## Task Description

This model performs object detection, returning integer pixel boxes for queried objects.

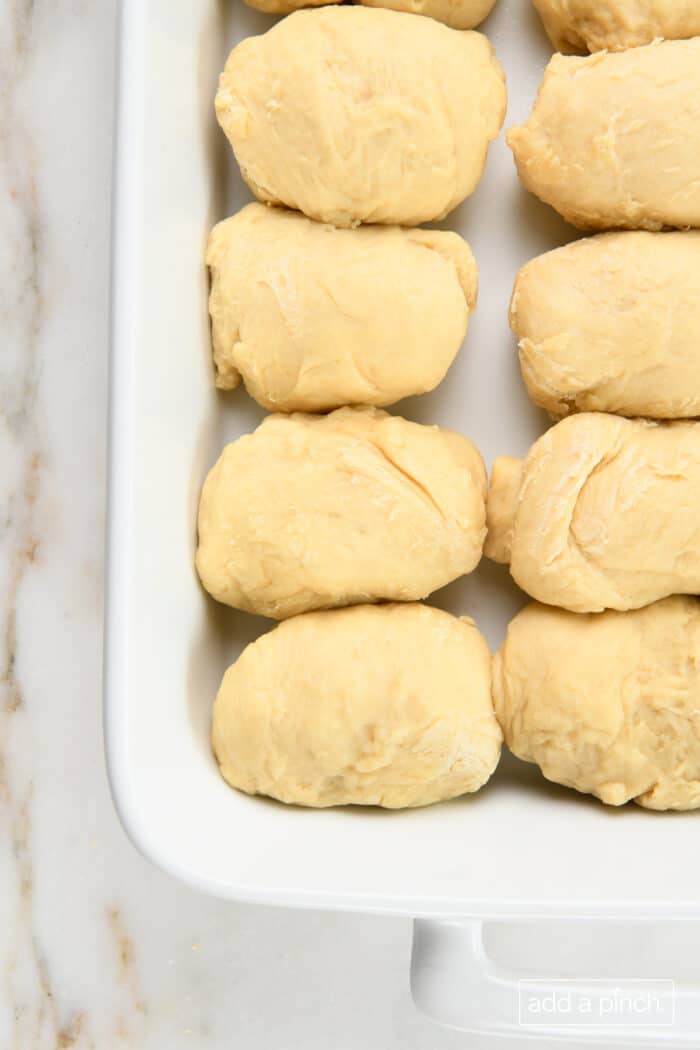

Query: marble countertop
[2,3,694,1048]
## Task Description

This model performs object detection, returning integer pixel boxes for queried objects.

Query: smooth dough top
[511,231,700,419]
[532,0,700,53]
[207,203,477,411]
[243,0,497,31]
[507,38,700,231]
[485,413,700,613]
[361,0,496,29]
[196,406,487,619]
[216,7,506,226]
[213,602,502,808]
[494,597,700,810]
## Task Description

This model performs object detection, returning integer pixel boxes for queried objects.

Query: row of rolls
[213,597,700,812]
[219,5,700,232]
[199,406,700,621]
[201,2,700,812]
[240,0,700,53]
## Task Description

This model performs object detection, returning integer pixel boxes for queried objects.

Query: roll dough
[207,203,477,411]
[216,7,506,226]
[196,406,487,619]
[494,598,700,810]
[213,602,502,808]
[242,0,496,31]
[485,413,700,613]
[511,231,700,419]
[507,39,700,231]
[532,0,700,53]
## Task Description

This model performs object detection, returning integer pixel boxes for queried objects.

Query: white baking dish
[106,0,700,1041]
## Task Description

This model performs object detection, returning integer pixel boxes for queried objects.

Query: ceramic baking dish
[105,0,700,1041]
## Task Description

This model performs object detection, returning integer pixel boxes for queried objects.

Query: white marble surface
[1,3,696,1048]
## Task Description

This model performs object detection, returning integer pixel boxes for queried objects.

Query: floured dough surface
[511,231,700,419]
[532,0,700,53]
[485,413,700,612]
[213,603,502,808]
[207,204,477,411]
[507,39,700,231]
[216,7,506,226]
[196,406,487,619]
[243,0,496,30]
[494,598,700,810]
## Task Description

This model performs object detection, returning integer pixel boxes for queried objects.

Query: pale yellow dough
[532,0,700,53]
[507,39,700,231]
[242,0,496,31]
[485,413,700,613]
[196,407,487,619]
[511,231,700,419]
[207,204,477,411]
[494,598,700,810]
[216,7,506,226]
[213,603,502,808]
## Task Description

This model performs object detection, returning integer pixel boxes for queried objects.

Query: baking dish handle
[411,919,700,1045]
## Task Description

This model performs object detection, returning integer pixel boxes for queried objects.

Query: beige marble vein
[0,2,136,1045]
[0,0,44,716]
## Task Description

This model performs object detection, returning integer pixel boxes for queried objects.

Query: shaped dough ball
[242,0,496,31]
[485,414,700,613]
[213,603,502,808]
[511,232,700,419]
[532,0,700,53]
[207,204,477,411]
[507,40,700,231]
[216,7,506,226]
[494,598,700,810]
[196,407,487,619]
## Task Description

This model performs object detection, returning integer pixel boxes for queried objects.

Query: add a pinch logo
[518,979,675,1029]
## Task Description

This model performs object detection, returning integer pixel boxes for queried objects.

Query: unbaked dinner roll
[532,0,700,53]
[507,39,700,231]
[511,231,700,419]
[207,204,477,411]
[216,7,506,226]
[494,598,700,810]
[242,0,496,31]
[484,414,700,613]
[196,407,487,619]
[213,603,502,808]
